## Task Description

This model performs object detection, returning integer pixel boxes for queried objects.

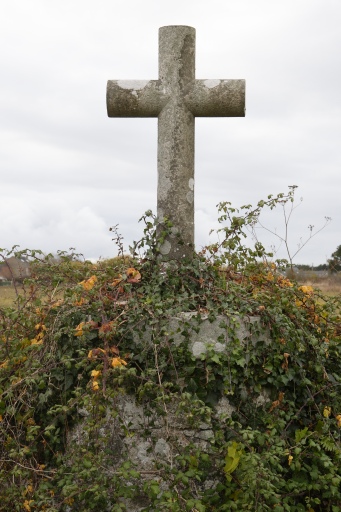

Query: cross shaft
[107,25,245,259]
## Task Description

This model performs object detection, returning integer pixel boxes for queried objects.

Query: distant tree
[314,263,328,271]
[297,264,328,271]
[328,244,341,273]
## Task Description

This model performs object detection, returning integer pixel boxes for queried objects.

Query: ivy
[0,190,340,511]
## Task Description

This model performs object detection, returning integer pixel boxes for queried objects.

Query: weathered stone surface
[107,26,245,260]
[69,392,223,511]
[134,312,269,357]
[67,313,270,510]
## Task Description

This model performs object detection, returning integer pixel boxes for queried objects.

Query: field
[306,279,341,297]
[0,284,21,307]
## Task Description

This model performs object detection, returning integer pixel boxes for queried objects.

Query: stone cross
[107,25,245,259]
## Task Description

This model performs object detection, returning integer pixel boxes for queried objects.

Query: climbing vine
[0,190,340,511]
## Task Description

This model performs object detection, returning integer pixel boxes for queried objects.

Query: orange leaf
[126,268,141,283]
[282,353,290,371]
[88,320,99,329]
[52,299,64,308]
[110,345,120,356]
[74,297,86,306]
[269,392,284,412]
[111,276,123,287]
[99,321,116,336]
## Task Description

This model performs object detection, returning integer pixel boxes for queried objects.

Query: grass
[0,284,23,307]
[298,278,341,297]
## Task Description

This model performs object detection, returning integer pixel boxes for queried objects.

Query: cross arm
[184,79,245,117]
[107,80,168,117]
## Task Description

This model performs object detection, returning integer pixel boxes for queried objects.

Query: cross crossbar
[107,25,245,259]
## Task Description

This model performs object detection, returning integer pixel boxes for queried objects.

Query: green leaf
[295,427,309,443]
[224,441,243,482]
[210,354,221,365]
[83,458,92,468]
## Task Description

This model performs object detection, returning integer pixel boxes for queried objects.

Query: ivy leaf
[236,357,246,367]
[64,373,74,391]
[210,354,221,365]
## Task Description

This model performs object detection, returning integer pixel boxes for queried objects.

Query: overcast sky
[1,0,340,265]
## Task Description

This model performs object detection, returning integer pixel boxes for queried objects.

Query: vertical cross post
[107,25,245,260]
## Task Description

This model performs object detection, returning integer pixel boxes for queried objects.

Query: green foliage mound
[0,191,340,511]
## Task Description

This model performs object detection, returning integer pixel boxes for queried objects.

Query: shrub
[0,192,340,511]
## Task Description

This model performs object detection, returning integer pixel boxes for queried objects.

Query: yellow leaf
[299,285,314,295]
[335,414,341,427]
[75,320,97,338]
[25,484,33,495]
[52,299,64,308]
[111,357,127,368]
[288,454,293,466]
[91,370,101,379]
[265,272,274,282]
[23,500,33,512]
[31,337,43,345]
[323,406,331,418]
[88,348,105,359]
[224,442,242,481]
[92,381,99,391]
[278,276,293,288]
[79,275,97,291]
[74,322,85,336]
